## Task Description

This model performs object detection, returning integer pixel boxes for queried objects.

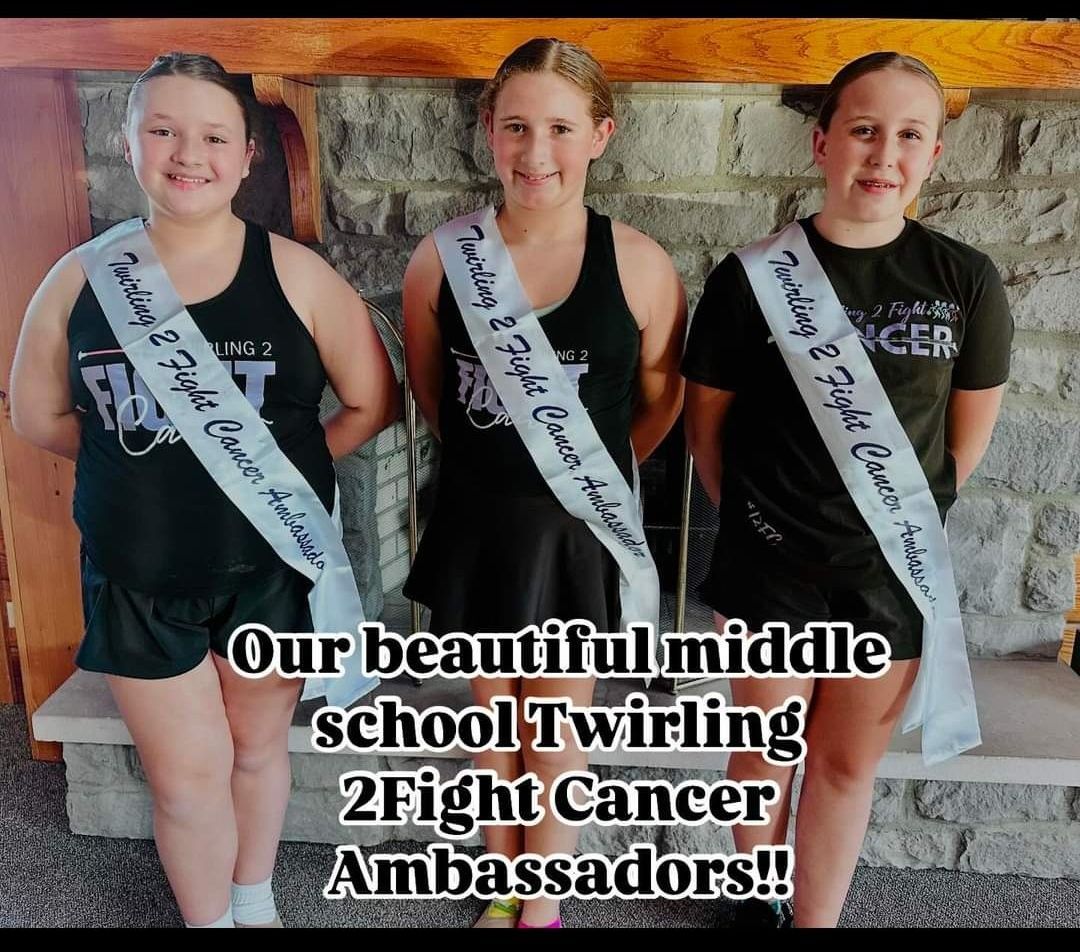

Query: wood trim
[1067,554,1080,626]
[945,88,972,120]
[1062,554,1079,670]
[0,532,14,704]
[252,75,322,244]
[1,19,1079,88]
[0,69,90,761]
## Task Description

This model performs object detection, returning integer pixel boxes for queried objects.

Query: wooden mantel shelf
[1,18,1079,88]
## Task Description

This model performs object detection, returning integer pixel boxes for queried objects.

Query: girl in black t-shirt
[10,53,398,927]
[403,38,686,928]
[683,53,1012,928]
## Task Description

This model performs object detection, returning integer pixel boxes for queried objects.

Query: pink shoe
[517,917,562,929]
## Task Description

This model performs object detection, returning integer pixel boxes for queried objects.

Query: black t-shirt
[680,216,1014,585]
[68,220,336,596]
[435,206,641,499]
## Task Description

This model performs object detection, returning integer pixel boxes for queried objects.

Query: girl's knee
[150,753,233,822]
[231,737,285,774]
[726,748,797,789]
[805,745,878,789]
[522,745,586,779]
[229,719,290,773]
[225,697,295,770]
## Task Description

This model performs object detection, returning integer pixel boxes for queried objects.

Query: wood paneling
[0,69,90,760]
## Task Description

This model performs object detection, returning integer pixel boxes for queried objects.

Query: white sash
[76,218,378,707]
[735,221,980,766]
[433,207,660,633]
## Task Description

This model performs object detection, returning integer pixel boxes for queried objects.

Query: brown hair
[817,51,945,137]
[126,51,254,142]
[478,37,615,124]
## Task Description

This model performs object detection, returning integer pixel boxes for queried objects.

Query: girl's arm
[10,252,87,461]
[401,235,445,442]
[684,382,736,508]
[946,385,1006,488]
[272,236,400,460]
[612,223,688,462]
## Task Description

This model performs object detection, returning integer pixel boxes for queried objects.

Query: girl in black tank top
[434,206,640,499]
[402,39,686,930]
[68,219,335,595]
[9,54,398,928]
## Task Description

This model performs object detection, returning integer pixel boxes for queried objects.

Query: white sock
[185,907,234,928]
[231,876,278,926]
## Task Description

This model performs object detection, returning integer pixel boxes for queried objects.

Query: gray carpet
[2,704,1078,928]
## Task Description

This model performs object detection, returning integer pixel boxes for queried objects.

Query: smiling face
[124,73,254,222]
[813,68,943,233]
[484,70,614,214]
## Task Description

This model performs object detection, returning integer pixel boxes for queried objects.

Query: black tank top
[68,220,335,596]
[436,207,640,497]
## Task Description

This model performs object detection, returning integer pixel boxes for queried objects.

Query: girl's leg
[720,614,815,853]
[212,654,301,904]
[792,658,919,927]
[517,673,597,927]
[470,676,526,860]
[106,655,236,926]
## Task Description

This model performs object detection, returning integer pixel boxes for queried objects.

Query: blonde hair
[817,51,945,137]
[478,37,615,124]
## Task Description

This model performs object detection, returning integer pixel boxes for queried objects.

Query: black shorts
[700,553,923,661]
[403,490,621,636]
[76,555,314,679]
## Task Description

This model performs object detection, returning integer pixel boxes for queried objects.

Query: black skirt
[403,489,621,636]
